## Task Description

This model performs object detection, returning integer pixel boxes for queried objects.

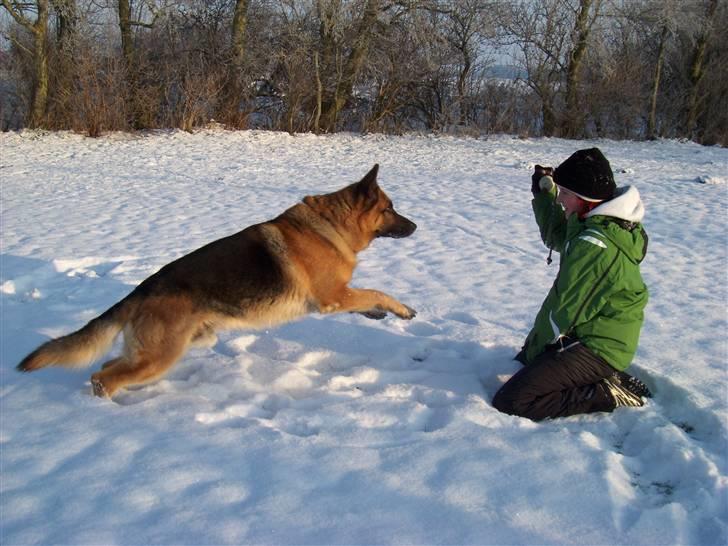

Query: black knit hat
[554,148,616,201]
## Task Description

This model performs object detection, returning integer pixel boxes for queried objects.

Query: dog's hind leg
[89,357,130,396]
[90,339,190,398]
[190,323,218,348]
[101,357,126,370]
[90,301,199,398]
[92,358,129,397]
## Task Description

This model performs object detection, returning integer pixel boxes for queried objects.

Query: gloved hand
[531,165,554,195]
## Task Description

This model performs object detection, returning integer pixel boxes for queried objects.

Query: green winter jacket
[522,185,649,371]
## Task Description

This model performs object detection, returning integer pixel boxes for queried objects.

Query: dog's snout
[403,217,417,235]
[382,213,416,238]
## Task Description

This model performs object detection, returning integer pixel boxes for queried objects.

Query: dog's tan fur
[17,165,417,398]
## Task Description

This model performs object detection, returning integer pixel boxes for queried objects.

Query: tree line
[1,0,725,145]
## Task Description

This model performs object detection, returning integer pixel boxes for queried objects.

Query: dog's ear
[303,195,317,208]
[356,164,380,203]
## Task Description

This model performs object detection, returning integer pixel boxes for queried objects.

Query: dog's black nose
[388,216,416,238]
[403,218,417,235]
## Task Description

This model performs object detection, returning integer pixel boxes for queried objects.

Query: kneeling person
[493,148,651,421]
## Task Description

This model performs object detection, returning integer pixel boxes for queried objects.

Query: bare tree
[500,0,567,136]
[0,0,723,142]
[561,0,600,138]
[55,0,77,49]
[365,3,447,132]
[685,0,718,140]
[500,0,605,137]
[1,0,50,127]
[117,0,162,128]
[318,0,382,132]
[697,0,727,145]
[441,0,496,127]
[231,0,249,69]
[647,23,669,139]
[623,0,682,140]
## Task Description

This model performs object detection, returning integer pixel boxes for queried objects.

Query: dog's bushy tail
[17,299,133,372]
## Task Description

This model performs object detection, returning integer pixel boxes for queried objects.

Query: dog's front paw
[360,309,388,320]
[397,304,417,320]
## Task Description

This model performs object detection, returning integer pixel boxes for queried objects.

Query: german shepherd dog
[17,165,417,398]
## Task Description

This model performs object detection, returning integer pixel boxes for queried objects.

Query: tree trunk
[231,0,249,73]
[1,0,50,127]
[117,0,149,128]
[320,0,380,132]
[456,52,472,126]
[29,0,49,128]
[562,0,595,138]
[222,0,250,123]
[685,0,718,140]
[316,0,341,72]
[314,52,323,134]
[543,98,557,137]
[647,25,669,140]
[56,0,77,50]
[118,0,134,69]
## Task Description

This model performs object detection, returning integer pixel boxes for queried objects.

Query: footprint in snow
[597,374,727,532]
[443,311,480,325]
[406,321,441,337]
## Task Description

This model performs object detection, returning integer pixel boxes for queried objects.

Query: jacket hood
[584,186,647,264]
[586,186,644,223]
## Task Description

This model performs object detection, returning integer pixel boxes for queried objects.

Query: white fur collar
[586,186,644,223]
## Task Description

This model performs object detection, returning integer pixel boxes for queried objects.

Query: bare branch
[1,0,37,30]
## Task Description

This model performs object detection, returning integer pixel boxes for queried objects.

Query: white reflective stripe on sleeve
[549,311,563,344]
[578,235,607,248]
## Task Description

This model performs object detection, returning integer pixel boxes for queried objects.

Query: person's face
[556,186,589,218]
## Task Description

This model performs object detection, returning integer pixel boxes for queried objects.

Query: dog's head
[304,164,416,251]
[353,164,417,239]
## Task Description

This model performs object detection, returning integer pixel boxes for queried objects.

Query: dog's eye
[383,206,394,214]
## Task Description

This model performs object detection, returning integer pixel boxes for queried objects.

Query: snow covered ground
[1,130,726,546]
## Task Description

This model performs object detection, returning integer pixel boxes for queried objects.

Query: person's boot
[614,370,652,398]
[602,374,645,408]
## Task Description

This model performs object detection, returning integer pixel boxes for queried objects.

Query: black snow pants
[492,342,618,421]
